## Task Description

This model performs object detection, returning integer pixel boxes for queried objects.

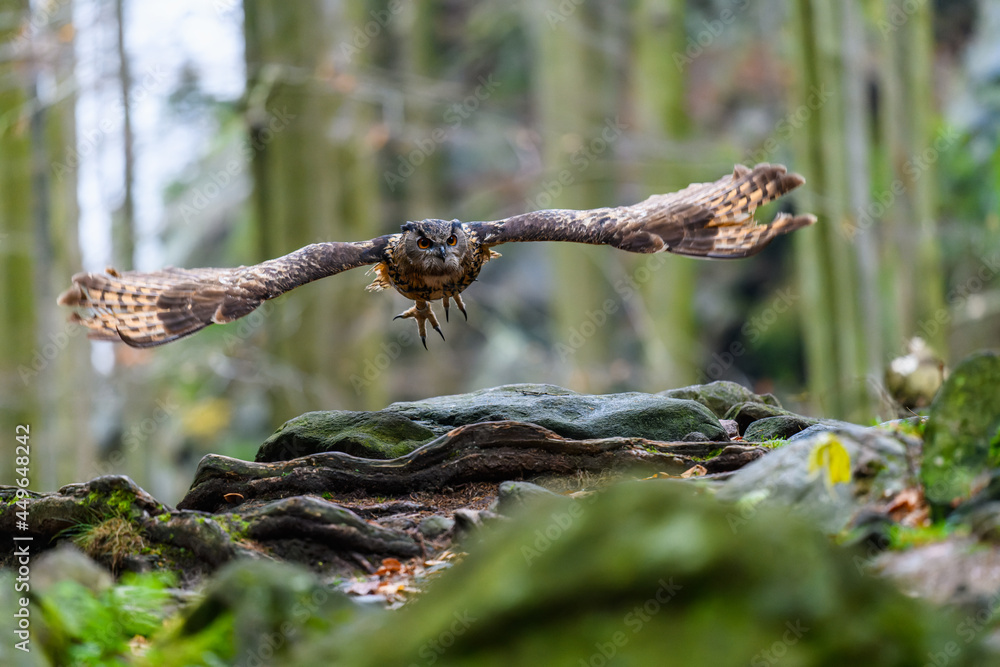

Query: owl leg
[393,300,444,349]
[452,293,468,321]
[442,294,468,322]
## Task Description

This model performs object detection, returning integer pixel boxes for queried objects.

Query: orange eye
[446,235,458,246]
[417,237,433,249]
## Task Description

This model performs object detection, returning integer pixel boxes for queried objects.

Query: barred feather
[58,240,388,347]
[59,164,813,348]
[468,163,815,258]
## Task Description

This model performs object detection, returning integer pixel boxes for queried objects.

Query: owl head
[399,219,468,272]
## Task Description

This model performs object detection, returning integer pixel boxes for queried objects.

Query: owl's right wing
[58,237,392,348]
[466,163,815,258]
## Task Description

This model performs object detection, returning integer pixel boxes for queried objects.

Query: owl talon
[454,293,468,321]
[394,300,442,348]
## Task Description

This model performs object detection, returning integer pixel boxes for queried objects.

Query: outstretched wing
[466,163,815,258]
[58,238,391,348]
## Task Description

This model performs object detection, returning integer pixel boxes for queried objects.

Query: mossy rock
[258,385,728,462]
[257,410,437,461]
[661,380,780,418]
[922,351,1000,507]
[718,424,914,533]
[743,415,817,442]
[293,481,989,666]
[386,384,727,442]
[723,401,794,433]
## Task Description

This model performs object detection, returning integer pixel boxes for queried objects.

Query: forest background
[1,0,997,504]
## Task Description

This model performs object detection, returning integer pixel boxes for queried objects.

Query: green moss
[82,488,143,520]
[760,439,787,449]
[888,522,963,551]
[218,515,253,541]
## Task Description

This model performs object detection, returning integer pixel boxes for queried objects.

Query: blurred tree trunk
[841,0,883,410]
[789,0,869,420]
[400,1,446,221]
[876,0,944,350]
[36,3,89,488]
[526,0,619,391]
[631,0,699,390]
[245,0,382,419]
[113,0,135,270]
[790,0,943,420]
[334,1,384,409]
[0,0,37,481]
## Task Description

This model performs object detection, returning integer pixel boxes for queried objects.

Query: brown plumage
[59,163,815,348]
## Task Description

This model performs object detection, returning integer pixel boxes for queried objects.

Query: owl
[58,163,815,348]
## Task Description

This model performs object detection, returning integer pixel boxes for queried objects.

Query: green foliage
[33,571,176,666]
[888,521,963,551]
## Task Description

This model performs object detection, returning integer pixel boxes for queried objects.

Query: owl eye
[446,235,458,246]
[417,237,433,250]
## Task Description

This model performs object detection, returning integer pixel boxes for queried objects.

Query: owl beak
[436,246,447,260]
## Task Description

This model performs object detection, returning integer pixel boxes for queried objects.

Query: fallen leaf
[808,434,852,490]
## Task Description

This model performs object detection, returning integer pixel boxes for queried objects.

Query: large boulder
[257,410,436,461]
[258,384,729,461]
[291,481,989,666]
[922,351,1000,507]
[717,422,916,533]
[660,380,781,418]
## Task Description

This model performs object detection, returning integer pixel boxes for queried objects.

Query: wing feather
[467,163,815,258]
[58,238,390,348]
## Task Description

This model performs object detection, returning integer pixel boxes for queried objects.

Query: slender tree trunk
[245,0,384,418]
[526,0,619,391]
[789,0,869,420]
[37,2,89,488]
[114,0,135,270]
[0,0,37,481]
[631,0,698,389]
[877,0,944,350]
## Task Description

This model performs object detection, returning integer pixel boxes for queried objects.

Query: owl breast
[384,241,490,302]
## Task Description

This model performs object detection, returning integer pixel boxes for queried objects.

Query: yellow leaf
[807,434,852,490]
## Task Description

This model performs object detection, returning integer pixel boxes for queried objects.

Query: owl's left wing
[466,163,815,258]
[58,237,392,347]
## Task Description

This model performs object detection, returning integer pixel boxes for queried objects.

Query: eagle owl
[59,163,815,348]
